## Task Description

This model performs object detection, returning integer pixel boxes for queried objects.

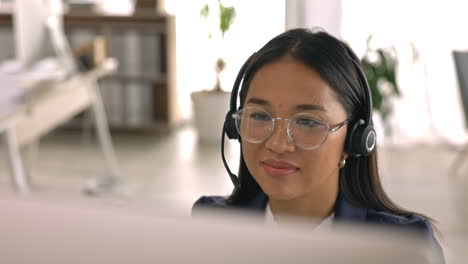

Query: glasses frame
[232,106,349,150]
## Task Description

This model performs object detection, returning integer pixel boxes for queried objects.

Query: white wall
[167,0,285,121]
[285,0,342,37]
[342,0,468,145]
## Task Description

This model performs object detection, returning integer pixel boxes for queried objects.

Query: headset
[221,53,376,189]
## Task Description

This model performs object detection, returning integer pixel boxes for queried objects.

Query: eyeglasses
[233,107,349,150]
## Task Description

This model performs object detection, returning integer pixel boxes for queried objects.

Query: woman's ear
[342,152,349,160]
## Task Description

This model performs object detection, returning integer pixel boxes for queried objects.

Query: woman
[192,28,443,262]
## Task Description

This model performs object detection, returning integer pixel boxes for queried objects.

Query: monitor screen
[0,194,439,264]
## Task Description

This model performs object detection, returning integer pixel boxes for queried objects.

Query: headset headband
[351,59,373,125]
[229,53,256,112]
[229,54,373,127]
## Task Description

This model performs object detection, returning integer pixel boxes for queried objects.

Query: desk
[0,59,120,194]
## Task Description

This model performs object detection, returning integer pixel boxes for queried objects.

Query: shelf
[0,11,168,29]
[0,11,178,130]
[108,74,167,84]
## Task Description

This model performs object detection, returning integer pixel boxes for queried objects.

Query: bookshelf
[0,11,179,131]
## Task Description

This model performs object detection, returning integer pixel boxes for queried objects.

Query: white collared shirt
[265,202,334,230]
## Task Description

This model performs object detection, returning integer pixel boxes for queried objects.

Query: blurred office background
[0,0,467,262]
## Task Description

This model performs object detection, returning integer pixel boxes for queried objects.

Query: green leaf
[376,49,401,97]
[219,1,236,38]
[361,36,401,136]
[200,4,209,19]
[361,58,382,111]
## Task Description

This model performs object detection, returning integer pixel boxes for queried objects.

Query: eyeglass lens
[234,107,330,149]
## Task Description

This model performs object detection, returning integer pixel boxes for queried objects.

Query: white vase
[191,91,231,144]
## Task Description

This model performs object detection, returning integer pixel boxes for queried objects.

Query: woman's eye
[250,112,270,121]
[296,118,322,127]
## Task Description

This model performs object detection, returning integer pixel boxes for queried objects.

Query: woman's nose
[264,119,296,153]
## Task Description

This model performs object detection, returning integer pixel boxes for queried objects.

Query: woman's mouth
[261,160,299,177]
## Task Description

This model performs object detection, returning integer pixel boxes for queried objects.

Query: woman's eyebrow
[246,98,327,112]
[245,97,270,106]
[294,104,327,112]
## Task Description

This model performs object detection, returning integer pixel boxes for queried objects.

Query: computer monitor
[13,0,76,74]
[0,194,439,264]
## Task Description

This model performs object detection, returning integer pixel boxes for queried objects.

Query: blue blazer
[193,192,444,263]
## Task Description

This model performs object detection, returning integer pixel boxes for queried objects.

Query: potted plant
[191,0,236,144]
[360,36,401,142]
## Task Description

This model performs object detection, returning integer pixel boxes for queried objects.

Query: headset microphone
[220,54,255,189]
[221,126,240,188]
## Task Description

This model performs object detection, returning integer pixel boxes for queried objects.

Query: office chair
[451,51,468,176]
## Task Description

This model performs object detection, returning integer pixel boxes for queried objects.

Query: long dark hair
[226,28,434,225]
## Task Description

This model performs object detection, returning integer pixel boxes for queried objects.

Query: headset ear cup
[346,119,364,157]
[224,111,238,140]
[345,119,376,157]
[360,125,376,155]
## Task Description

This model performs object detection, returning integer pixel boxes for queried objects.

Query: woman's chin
[263,187,298,201]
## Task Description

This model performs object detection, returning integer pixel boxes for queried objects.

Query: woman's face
[241,56,349,201]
